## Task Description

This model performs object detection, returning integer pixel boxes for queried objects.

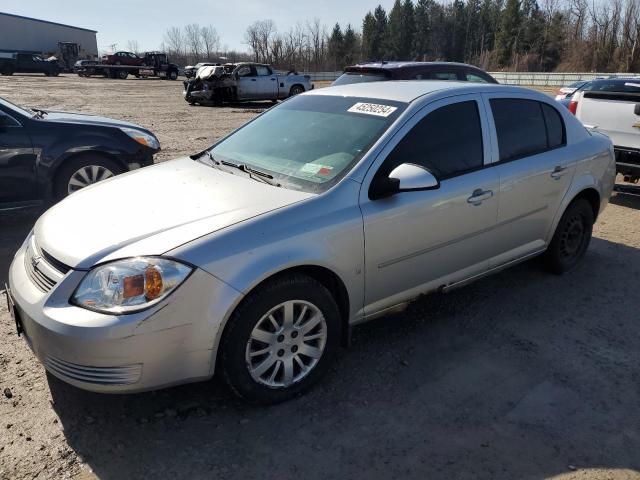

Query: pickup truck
[183,62,313,105]
[0,52,60,76]
[572,77,640,182]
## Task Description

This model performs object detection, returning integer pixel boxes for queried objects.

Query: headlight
[120,127,160,150]
[72,257,192,314]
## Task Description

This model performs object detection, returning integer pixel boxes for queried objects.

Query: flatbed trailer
[77,64,179,80]
[77,52,179,80]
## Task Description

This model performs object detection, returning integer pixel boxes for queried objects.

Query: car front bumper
[7,239,243,393]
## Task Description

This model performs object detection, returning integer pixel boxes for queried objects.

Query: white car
[571,78,640,182]
[7,81,615,404]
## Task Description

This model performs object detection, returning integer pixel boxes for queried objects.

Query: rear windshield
[333,72,388,86]
[584,79,640,93]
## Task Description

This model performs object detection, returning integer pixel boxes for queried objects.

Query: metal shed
[0,12,98,58]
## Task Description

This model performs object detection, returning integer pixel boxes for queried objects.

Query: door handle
[271,78,276,81]
[550,166,568,179]
[467,189,494,206]
[251,78,257,81]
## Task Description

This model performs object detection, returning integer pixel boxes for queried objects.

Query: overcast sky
[4,0,396,52]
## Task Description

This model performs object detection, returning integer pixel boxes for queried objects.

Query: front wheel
[543,198,594,274]
[220,274,341,404]
[54,155,121,199]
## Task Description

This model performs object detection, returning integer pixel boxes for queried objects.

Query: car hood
[34,157,313,269]
[42,110,149,131]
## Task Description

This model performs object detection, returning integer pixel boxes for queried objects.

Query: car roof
[347,61,484,70]
[306,80,532,103]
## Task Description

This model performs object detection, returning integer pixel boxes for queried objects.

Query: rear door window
[429,71,458,81]
[256,65,272,76]
[490,99,565,162]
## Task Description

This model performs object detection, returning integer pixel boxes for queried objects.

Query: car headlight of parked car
[72,257,192,314]
[120,127,160,150]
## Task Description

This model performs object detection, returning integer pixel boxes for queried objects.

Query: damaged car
[183,63,313,105]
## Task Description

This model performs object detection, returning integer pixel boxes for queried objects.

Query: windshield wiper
[219,159,281,187]
[31,108,48,118]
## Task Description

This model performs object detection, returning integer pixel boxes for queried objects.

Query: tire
[543,198,594,274]
[220,274,341,404]
[168,70,178,80]
[289,84,305,97]
[51,70,60,77]
[53,155,122,199]
[1,65,13,76]
[117,69,128,80]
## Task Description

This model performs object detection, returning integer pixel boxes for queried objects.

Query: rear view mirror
[369,163,440,200]
[390,163,440,192]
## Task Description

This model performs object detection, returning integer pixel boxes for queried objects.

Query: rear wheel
[168,70,178,80]
[543,198,594,274]
[1,65,13,76]
[220,274,341,404]
[117,69,128,80]
[289,84,305,97]
[54,155,122,199]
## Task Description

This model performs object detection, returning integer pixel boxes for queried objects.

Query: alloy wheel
[245,300,327,388]
[67,165,115,194]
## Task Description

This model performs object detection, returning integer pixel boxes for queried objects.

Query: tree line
[155,0,640,72]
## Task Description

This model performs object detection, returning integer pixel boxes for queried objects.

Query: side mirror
[369,163,440,200]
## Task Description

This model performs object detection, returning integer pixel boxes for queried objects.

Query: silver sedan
[7,81,616,404]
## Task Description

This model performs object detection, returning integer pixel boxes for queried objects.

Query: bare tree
[184,23,202,61]
[200,25,220,60]
[126,40,140,54]
[245,20,276,63]
[164,26,185,58]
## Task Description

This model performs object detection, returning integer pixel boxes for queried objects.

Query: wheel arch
[572,187,601,221]
[212,263,352,372]
[49,150,127,198]
[289,83,305,95]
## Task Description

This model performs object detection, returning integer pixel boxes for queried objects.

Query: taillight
[568,100,578,115]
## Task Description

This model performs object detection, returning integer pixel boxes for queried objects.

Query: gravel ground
[1,74,640,480]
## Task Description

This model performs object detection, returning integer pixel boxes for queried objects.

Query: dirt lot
[1,74,640,480]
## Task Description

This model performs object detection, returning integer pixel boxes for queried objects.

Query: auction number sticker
[348,102,398,117]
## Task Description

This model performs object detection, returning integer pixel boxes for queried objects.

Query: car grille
[24,237,67,293]
[44,355,142,385]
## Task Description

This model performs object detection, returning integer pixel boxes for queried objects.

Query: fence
[304,70,640,86]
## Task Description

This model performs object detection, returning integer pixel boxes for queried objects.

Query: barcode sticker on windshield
[348,102,397,117]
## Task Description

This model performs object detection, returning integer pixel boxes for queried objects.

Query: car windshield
[0,97,35,117]
[567,80,586,88]
[333,72,388,86]
[209,95,406,193]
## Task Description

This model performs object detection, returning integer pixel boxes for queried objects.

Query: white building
[0,12,98,58]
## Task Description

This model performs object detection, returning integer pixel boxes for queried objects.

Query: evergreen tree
[495,0,522,67]
[362,12,376,60]
[413,0,432,60]
[328,23,345,68]
[371,5,389,60]
[388,0,416,59]
[343,24,358,65]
